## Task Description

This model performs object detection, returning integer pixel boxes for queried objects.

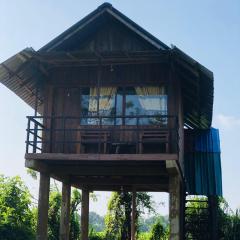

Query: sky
[0,0,240,215]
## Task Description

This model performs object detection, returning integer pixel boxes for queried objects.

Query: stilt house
[0,3,222,240]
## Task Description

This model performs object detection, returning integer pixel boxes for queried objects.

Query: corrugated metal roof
[184,128,222,196]
[0,48,45,114]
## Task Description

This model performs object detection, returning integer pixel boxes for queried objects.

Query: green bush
[149,219,169,240]
[138,232,151,240]
[89,228,105,240]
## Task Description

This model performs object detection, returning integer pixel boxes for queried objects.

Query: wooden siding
[55,15,157,52]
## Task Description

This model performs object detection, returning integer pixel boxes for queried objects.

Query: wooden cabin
[0,3,222,240]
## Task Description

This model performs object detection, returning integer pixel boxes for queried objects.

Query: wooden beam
[131,189,136,240]
[166,160,183,181]
[70,176,168,185]
[72,184,168,192]
[26,159,168,177]
[81,188,90,240]
[25,159,49,173]
[25,153,178,161]
[49,165,166,176]
[36,173,50,240]
[59,182,71,240]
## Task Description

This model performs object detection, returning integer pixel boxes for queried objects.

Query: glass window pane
[115,88,123,125]
[135,86,167,125]
[99,87,116,125]
[81,87,90,125]
[125,87,141,125]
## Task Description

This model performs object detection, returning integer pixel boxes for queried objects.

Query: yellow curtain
[99,87,116,111]
[88,87,117,114]
[88,87,98,113]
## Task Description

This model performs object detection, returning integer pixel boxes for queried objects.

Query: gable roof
[39,2,169,52]
[0,2,213,129]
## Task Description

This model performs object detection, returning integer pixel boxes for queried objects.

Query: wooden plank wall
[60,15,156,52]
[40,19,184,158]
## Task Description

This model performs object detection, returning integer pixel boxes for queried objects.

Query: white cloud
[213,114,240,129]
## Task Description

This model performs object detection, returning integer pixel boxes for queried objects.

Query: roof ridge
[97,2,112,10]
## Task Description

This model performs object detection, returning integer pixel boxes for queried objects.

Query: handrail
[26,115,179,154]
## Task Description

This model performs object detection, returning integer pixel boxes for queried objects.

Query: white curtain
[135,86,167,113]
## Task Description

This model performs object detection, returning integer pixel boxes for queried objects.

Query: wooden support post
[209,195,218,240]
[81,188,89,240]
[169,174,181,240]
[59,182,71,240]
[131,189,137,240]
[37,173,50,240]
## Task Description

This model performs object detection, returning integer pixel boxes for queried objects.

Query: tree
[138,215,168,233]
[217,198,240,240]
[47,187,82,240]
[105,191,155,240]
[26,170,83,240]
[69,188,81,240]
[0,175,35,240]
[186,196,240,240]
[149,218,169,240]
[48,190,61,240]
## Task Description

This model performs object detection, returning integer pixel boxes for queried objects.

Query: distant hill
[88,211,168,233]
[139,215,169,232]
[89,212,105,232]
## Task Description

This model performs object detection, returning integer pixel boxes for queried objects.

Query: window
[80,86,167,125]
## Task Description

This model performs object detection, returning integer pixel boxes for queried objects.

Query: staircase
[184,195,211,240]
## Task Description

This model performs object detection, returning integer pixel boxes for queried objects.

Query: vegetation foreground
[0,174,239,240]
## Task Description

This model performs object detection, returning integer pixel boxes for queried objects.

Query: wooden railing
[26,115,179,154]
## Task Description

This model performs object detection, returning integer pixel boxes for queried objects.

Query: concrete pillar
[169,174,181,240]
[131,190,136,240]
[59,182,71,240]
[81,188,89,240]
[37,173,50,240]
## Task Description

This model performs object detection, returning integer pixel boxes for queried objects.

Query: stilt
[131,189,136,240]
[37,173,50,240]
[81,188,89,240]
[209,195,218,240]
[169,173,181,240]
[59,182,71,240]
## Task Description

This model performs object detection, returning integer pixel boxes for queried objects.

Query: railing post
[49,116,53,153]
[63,117,66,153]
[98,116,102,153]
[176,116,180,154]
[136,116,140,153]
[26,117,30,153]
[33,120,38,153]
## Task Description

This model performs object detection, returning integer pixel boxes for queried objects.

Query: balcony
[26,115,179,155]
[25,115,180,191]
